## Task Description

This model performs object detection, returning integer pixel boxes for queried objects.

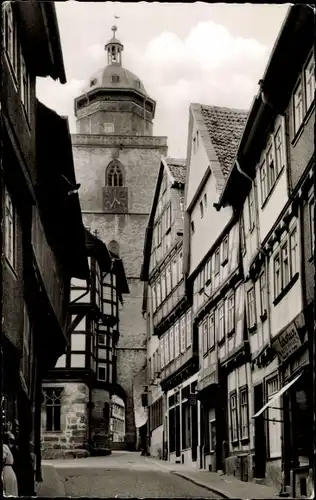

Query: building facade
[71,26,168,449]
[218,5,315,496]
[1,2,88,494]
[41,230,129,458]
[183,104,249,475]
[141,157,200,464]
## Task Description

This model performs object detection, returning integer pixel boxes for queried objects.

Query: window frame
[208,313,215,349]
[3,3,18,82]
[293,81,304,135]
[239,386,249,441]
[186,310,192,348]
[45,388,62,432]
[218,302,225,342]
[259,269,267,318]
[260,160,268,204]
[229,391,238,443]
[304,53,315,112]
[309,196,315,256]
[4,187,16,270]
[214,249,220,276]
[247,287,256,330]
[202,319,208,355]
[227,293,235,334]
[222,236,229,266]
[20,47,31,120]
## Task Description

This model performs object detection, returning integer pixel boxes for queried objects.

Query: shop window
[182,401,191,449]
[45,388,62,432]
[169,407,176,453]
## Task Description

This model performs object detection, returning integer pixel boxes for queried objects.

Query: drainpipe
[0,1,4,496]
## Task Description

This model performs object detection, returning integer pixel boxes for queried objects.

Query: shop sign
[272,321,301,363]
[197,363,218,392]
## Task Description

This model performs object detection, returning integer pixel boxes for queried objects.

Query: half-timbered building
[141,157,199,464]
[183,104,249,474]
[218,5,315,496]
[1,2,89,494]
[41,229,129,458]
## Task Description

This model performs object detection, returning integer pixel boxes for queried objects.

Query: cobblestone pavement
[41,452,222,498]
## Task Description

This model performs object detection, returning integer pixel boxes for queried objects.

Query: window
[209,416,216,452]
[208,313,215,349]
[169,327,174,361]
[178,251,183,280]
[227,294,235,333]
[3,3,18,77]
[20,50,31,117]
[152,285,156,312]
[172,257,178,288]
[97,363,107,381]
[112,74,120,83]
[240,215,246,255]
[239,388,249,440]
[218,304,225,341]
[174,321,180,358]
[247,287,256,329]
[214,249,220,275]
[230,392,238,442]
[166,264,172,296]
[309,197,315,255]
[98,333,106,345]
[4,188,16,268]
[202,319,208,355]
[205,259,211,285]
[204,193,207,209]
[156,280,161,307]
[248,187,255,231]
[191,220,195,233]
[186,310,192,347]
[305,55,315,111]
[161,273,166,302]
[260,160,268,203]
[164,332,169,365]
[193,136,196,154]
[259,271,267,316]
[222,236,228,264]
[107,162,123,187]
[266,144,276,188]
[281,240,289,288]
[199,200,204,218]
[180,316,186,353]
[45,388,62,432]
[274,253,281,298]
[294,83,304,134]
[160,337,165,368]
[150,398,163,431]
[275,127,284,174]
[290,227,298,277]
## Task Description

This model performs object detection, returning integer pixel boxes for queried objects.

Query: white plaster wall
[257,170,289,243]
[189,173,232,275]
[150,425,163,458]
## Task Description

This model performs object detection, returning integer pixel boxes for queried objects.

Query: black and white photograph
[0,1,315,498]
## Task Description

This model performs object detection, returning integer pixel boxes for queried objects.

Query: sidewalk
[146,457,281,499]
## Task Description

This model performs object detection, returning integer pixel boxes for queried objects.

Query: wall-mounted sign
[197,363,218,392]
[272,321,302,363]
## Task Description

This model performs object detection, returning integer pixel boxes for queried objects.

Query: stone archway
[110,383,135,451]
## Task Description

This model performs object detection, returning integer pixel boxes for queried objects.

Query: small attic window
[136,80,140,88]
[112,74,119,83]
[90,78,97,87]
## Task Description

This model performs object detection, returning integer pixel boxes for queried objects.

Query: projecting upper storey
[74,26,156,136]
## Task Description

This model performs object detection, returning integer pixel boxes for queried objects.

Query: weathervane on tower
[105,15,123,65]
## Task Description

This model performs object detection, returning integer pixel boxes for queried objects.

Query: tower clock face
[103,186,128,213]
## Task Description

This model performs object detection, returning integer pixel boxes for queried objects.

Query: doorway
[254,383,266,478]
[175,405,181,457]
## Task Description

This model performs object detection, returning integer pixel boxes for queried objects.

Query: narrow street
[40,452,222,498]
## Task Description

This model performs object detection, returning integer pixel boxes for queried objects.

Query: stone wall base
[42,448,90,460]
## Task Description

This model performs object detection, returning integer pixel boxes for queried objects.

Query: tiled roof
[201,105,248,177]
[165,157,187,184]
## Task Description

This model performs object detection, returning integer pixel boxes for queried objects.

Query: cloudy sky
[37,2,289,158]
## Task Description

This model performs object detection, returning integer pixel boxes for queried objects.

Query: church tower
[72,25,168,449]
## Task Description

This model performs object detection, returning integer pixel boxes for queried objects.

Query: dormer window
[90,78,97,87]
[136,80,140,88]
[112,74,119,83]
